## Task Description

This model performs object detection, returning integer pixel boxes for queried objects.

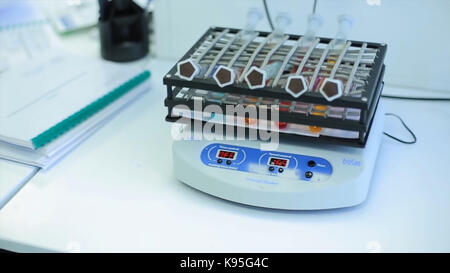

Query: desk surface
[0,57,449,252]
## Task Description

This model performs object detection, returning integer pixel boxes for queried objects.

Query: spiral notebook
[0,52,151,168]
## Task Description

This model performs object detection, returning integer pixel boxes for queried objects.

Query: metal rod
[295,38,320,75]
[272,36,304,87]
[194,58,371,80]
[196,43,377,59]
[196,49,376,65]
[261,35,289,67]
[227,32,259,67]
[329,41,351,78]
[205,30,239,77]
[238,33,275,82]
[199,36,378,55]
[199,56,374,73]
[194,29,229,62]
[279,71,367,85]
[309,39,335,90]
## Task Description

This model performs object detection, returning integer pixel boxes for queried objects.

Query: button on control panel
[200,143,332,182]
[308,160,316,167]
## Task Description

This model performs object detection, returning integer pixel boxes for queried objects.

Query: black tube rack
[163,27,387,147]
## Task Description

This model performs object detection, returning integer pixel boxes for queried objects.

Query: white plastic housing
[172,103,385,210]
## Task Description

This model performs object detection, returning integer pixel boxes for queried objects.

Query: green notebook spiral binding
[31,70,151,149]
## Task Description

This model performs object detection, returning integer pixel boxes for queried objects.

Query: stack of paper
[0,1,151,168]
[0,52,151,168]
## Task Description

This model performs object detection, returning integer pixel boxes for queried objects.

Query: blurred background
[1,0,449,95]
[153,0,450,95]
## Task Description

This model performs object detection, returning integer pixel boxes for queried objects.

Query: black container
[99,0,149,62]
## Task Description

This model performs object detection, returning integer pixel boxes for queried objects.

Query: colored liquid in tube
[245,117,258,125]
[311,105,327,117]
[274,101,290,129]
[308,125,322,133]
[244,102,258,125]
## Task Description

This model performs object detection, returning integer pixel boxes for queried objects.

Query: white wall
[154,0,450,93]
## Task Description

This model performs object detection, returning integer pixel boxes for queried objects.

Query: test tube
[333,15,353,50]
[272,12,292,43]
[244,13,291,89]
[177,29,230,80]
[213,8,263,87]
[319,15,354,101]
[301,14,323,49]
[241,8,264,40]
[244,61,283,89]
[177,59,208,81]
[285,14,322,97]
[274,101,291,129]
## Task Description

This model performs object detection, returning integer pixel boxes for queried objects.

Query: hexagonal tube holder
[213,65,236,87]
[177,59,200,81]
[319,78,343,101]
[244,62,282,89]
[244,66,266,89]
[285,75,308,98]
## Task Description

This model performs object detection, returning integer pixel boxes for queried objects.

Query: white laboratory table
[0,160,38,210]
[0,57,449,252]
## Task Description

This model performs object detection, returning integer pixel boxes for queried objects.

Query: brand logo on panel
[343,158,361,167]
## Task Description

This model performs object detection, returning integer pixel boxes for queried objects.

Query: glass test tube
[285,14,322,97]
[244,13,292,90]
[213,8,263,87]
[319,15,354,101]
[177,29,229,80]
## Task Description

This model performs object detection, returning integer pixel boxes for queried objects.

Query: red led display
[269,157,288,167]
[217,150,236,159]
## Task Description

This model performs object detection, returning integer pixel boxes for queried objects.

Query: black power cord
[381,95,450,101]
[381,95,448,144]
[262,0,319,29]
[312,0,318,14]
[383,113,417,144]
[262,0,274,31]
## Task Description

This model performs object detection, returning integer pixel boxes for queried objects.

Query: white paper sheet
[0,52,149,149]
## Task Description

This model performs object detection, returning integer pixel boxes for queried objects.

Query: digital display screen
[217,150,236,160]
[268,157,289,167]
